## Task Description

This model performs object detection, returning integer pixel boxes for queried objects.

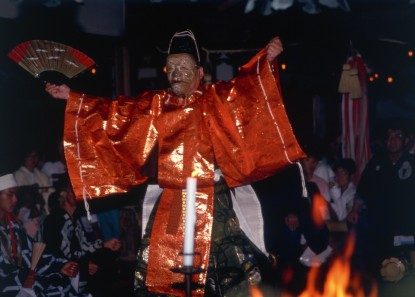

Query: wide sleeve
[205,49,305,187]
[64,91,160,199]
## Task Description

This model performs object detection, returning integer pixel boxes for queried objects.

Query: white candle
[183,176,197,267]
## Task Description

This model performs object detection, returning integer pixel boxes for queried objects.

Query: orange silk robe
[63,49,305,296]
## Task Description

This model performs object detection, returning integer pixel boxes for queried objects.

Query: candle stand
[171,253,205,297]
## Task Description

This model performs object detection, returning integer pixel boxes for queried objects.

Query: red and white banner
[341,55,371,182]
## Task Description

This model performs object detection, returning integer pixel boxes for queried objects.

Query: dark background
[0,0,414,172]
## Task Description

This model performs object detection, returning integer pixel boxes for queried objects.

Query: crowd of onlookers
[0,145,140,296]
[0,120,414,296]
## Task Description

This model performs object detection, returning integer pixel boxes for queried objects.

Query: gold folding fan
[8,40,95,79]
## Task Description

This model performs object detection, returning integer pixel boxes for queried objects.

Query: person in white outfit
[328,158,356,222]
[14,150,54,213]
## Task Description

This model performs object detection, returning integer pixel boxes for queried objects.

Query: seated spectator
[0,173,78,297]
[255,158,331,291]
[14,150,54,213]
[302,152,330,204]
[16,186,45,240]
[328,158,356,222]
[43,185,121,296]
[41,143,68,190]
[314,158,335,185]
[353,122,415,275]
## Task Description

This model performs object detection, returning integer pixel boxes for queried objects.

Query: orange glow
[299,233,378,297]
[90,68,96,75]
[281,63,287,70]
[250,286,264,297]
[408,50,414,57]
[387,76,394,84]
[369,76,374,82]
[251,234,379,297]
[311,193,327,228]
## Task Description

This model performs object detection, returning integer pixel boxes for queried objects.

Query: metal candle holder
[171,253,205,297]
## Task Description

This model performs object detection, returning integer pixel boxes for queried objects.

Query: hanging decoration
[339,51,371,182]
[338,63,362,99]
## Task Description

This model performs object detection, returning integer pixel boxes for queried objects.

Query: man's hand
[60,261,79,277]
[103,238,121,251]
[22,269,36,288]
[45,83,70,100]
[266,37,283,62]
[88,261,99,276]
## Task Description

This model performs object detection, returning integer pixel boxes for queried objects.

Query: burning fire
[300,233,378,297]
[250,234,378,297]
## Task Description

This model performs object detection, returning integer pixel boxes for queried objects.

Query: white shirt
[42,161,67,185]
[329,182,356,221]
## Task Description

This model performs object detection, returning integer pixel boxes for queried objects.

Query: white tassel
[296,162,308,198]
[82,187,92,222]
[75,94,92,222]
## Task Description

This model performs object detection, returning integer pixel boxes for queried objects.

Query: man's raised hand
[266,37,283,62]
[45,83,70,100]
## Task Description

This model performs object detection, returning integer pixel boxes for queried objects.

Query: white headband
[0,174,17,192]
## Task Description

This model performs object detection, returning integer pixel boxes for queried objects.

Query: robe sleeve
[206,49,305,187]
[64,91,160,199]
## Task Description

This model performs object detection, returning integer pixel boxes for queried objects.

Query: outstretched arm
[207,36,304,187]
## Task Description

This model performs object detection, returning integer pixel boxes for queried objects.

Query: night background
[0,0,414,172]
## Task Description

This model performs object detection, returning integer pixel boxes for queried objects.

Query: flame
[311,193,327,228]
[299,233,378,297]
[249,234,378,297]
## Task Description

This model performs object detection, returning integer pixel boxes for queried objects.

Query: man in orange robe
[46,30,305,297]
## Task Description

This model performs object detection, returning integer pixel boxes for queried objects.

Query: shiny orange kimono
[63,49,305,296]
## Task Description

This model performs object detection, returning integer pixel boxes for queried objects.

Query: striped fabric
[341,55,371,182]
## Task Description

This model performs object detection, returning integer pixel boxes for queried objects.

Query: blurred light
[387,76,394,84]
[91,68,96,75]
[408,50,414,57]
[281,63,287,70]
[369,76,374,82]
[374,73,379,79]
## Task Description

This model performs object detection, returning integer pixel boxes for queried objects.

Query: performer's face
[0,187,17,214]
[166,53,203,98]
